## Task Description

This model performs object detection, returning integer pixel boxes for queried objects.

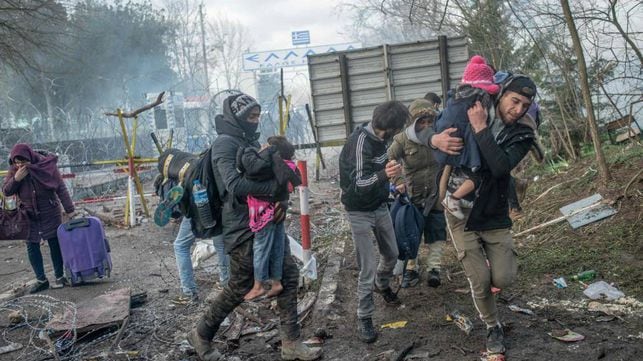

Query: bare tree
[207,14,251,91]
[0,0,68,72]
[560,0,611,183]
[162,0,204,94]
[342,0,642,168]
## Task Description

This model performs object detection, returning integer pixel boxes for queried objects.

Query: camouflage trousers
[197,237,301,341]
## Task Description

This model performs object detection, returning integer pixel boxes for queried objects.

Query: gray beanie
[229,93,260,121]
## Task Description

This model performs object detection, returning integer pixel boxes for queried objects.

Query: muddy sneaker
[281,339,323,360]
[172,293,198,305]
[427,268,441,288]
[486,324,506,354]
[442,195,465,220]
[374,286,401,306]
[51,277,68,289]
[186,328,222,361]
[401,270,419,288]
[357,318,377,343]
[29,279,49,294]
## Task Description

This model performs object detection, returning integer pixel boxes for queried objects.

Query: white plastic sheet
[191,239,215,269]
[288,235,317,280]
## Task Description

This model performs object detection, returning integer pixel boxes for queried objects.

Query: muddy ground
[0,145,642,361]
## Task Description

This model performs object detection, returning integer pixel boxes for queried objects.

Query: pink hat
[460,55,500,95]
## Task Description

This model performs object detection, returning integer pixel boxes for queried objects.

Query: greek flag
[292,31,310,46]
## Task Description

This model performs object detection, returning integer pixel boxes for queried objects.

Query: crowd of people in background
[1,53,541,360]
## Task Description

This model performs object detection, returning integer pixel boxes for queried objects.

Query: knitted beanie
[229,93,261,121]
[460,55,500,95]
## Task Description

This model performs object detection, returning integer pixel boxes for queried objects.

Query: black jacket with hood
[211,97,281,253]
[464,119,534,231]
[339,123,391,212]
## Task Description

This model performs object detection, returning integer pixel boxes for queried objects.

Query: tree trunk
[40,71,55,141]
[560,0,611,184]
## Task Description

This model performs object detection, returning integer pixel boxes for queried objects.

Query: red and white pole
[128,154,136,227]
[297,160,312,265]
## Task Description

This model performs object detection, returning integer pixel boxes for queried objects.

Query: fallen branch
[514,200,606,237]
[623,168,643,198]
[531,180,573,203]
[110,316,129,350]
[104,91,165,118]
[451,345,467,356]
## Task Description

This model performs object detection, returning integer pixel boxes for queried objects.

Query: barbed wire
[0,294,77,360]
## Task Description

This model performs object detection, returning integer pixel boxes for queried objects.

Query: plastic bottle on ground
[570,270,596,282]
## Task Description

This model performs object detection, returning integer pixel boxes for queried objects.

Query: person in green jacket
[387,96,447,288]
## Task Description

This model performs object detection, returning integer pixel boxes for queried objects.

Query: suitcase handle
[64,218,90,231]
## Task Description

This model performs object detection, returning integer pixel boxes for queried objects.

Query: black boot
[357,318,377,343]
[427,268,441,288]
[401,269,420,288]
[187,328,222,361]
[486,324,506,354]
[374,286,401,306]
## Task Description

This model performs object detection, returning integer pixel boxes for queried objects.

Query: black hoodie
[211,96,280,253]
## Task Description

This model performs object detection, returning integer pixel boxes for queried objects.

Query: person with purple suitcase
[57,216,112,286]
[2,143,75,293]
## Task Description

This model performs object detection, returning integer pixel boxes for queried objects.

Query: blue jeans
[252,221,285,282]
[174,217,230,296]
[27,237,64,281]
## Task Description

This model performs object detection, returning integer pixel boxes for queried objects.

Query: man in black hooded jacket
[187,93,322,361]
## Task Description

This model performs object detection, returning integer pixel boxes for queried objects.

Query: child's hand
[260,143,270,151]
[468,101,488,133]
[395,183,406,194]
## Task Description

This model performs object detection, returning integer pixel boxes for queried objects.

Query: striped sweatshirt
[339,123,390,211]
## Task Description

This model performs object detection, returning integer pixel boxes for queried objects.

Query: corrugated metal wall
[308,36,468,143]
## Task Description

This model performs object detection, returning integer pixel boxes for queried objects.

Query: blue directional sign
[292,31,310,46]
[242,42,362,71]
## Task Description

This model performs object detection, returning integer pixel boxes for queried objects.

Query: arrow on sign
[245,54,259,62]
[284,51,298,59]
[265,53,280,61]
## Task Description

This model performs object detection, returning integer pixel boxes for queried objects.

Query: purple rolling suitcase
[57,217,112,286]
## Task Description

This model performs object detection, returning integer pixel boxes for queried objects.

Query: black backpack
[156,147,222,238]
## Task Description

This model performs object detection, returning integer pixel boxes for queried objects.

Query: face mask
[240,119,259,134]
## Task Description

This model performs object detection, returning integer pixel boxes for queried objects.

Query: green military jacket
[387,120,442,212]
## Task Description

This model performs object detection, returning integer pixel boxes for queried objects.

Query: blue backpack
[390,194,424,262]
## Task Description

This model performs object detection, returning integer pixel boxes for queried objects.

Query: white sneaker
[442,195,465,220]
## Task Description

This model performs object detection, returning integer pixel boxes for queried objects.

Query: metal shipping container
[307,36,468,144]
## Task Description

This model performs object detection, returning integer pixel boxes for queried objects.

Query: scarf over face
[9,143,61,190]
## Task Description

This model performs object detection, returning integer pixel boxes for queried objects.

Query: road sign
[292,30,310,46]
[242,42,362,71]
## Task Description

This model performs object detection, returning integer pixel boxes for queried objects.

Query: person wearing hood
[339,100,407,344]
[508,100,544,219]
[2,143,75,293]
[387,98,447,289]
[187,93,322,361]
